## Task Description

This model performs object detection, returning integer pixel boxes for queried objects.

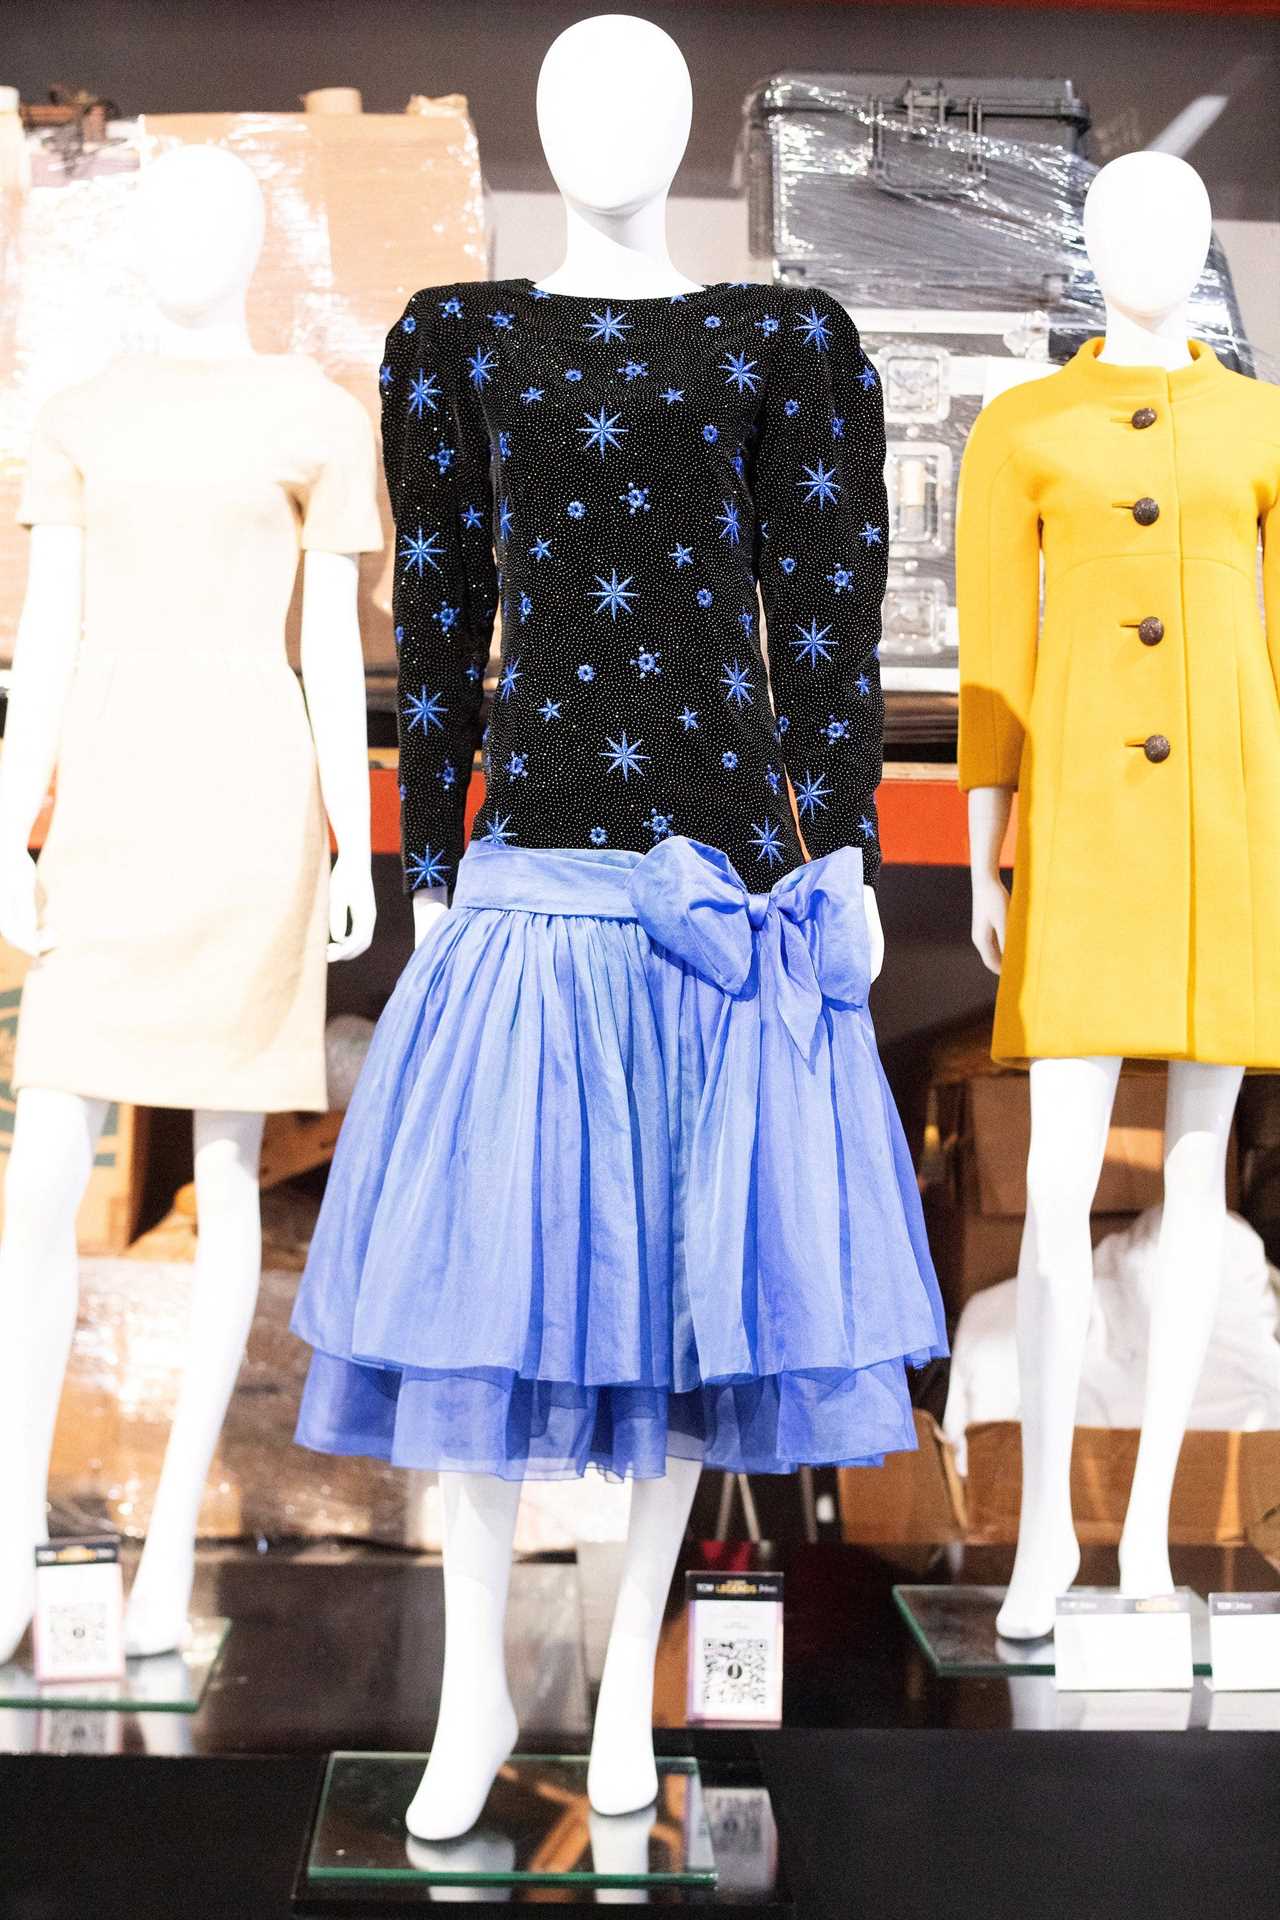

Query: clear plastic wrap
[741,73,1263,374]
[741,73,1274,689]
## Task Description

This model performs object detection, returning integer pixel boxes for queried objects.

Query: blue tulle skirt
[291,836,946,1480]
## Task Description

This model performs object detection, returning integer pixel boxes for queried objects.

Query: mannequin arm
[0,525,84,954]
[299,549,375,962]
[863,882,884,984]
[412,885,449,950]
[967,786,1013,975]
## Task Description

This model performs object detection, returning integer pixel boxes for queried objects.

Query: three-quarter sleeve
[955,398,1040,792]
[17,391,84,528]
[752,287,888,882]
[381,293,499,892]
[300,377,385,555]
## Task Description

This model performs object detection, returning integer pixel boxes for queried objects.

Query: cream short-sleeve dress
[14,353,384,1112]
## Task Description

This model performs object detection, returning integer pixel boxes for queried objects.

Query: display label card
[1208,1593,1280,1692]
[1054,1589,1193,1693]
[32,1538,126,1684]
[685,1571,783,1725]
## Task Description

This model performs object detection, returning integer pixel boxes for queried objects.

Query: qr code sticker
[700,1636,769,1710]
[45,1602,111,1672]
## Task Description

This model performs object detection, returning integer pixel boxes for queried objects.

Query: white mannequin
[405,12,884,1842]
[967,152,1242,1640]
[0,145,375,1663]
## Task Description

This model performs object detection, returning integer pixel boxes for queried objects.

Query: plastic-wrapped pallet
[741,74,1266,700]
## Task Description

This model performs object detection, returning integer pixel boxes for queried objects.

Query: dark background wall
[12,2,1279,217]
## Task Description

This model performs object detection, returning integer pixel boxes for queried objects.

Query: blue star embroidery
[498,431,511,458]
[827,564,856,593]
[831,416,845,437]
[490,309,514,329]
[798,461,842,508]
[461,504,484,529]
[722,750,738,771]
[856,672,872,696]
[717,499,743,544]
[578,407,628,459]
[858,815,876,840]
[858,363,878,390]
[720,349,761,394]
[669,543,693,567]
[720,660,755,707]
[585,305,631,343]
[406,846,449,887]
[480,814,515,846]
[567,500,586,520]
[678,707,699,730]
[538,698,562,722]
[530,535,552,560]
[619,482,651,515]
[645,808,674,839]
[402,686,447,733]
[619,359,649,382]
[438,296,462,318]
[498,657,522,699]
[631,648,661,677]
[794,303,833,351]
[507,752,528,778]
[433,605,459,631]
[440,763,457,789]
[859,522,883,546]
[466,345,497,389]
[378,363,393,390]
[430,446,455,474]
[398,526,444,577]
[519,385,544,404]
[590,825,608,844]
[408,369,441,417]
[660,387,684,404]
[795,771,831,817]
[600,732,649,780]
[498,499,514,541]
[749,820,785,866]
[739,609,755,634]
[792,617,835,668]
[589,568,637,620]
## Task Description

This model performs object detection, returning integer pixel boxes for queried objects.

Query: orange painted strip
[30,761,1015,870]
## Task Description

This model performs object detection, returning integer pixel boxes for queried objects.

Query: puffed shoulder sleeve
[955,394,1040,792]
[300,377,385,554]
[17,390,84,528]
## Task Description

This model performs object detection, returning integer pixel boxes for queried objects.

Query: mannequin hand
[971,873,1010,975]
[0,848,53,957]
[327,853,376,963]
[413,887,449,950]
[863,882,885,984]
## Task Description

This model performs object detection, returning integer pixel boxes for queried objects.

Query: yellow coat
[957,338,1280,1068]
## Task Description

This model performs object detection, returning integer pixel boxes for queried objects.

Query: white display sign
[1208,1593,1280,1692]
[1054,1590,1193,1693]
[685,1571,783,1724]
[32,1538,126,1684]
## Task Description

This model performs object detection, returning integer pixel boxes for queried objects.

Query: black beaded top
[380,276,888,892]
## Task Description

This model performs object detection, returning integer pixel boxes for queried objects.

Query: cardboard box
[0,940,148,1254]
[924,1184,1136,1317]
[837,1410,967,1545]
[964,1422,1280,1552]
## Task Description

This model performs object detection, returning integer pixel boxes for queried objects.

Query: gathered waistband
[452,835,871,1049]
[454,842,650,918]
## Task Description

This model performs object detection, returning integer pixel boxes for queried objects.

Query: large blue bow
[626,836,870,1054]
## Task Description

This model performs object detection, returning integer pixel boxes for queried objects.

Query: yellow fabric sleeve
[955,400,1041,792]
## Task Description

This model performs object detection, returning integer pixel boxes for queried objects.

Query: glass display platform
[294,1753,722,1908]
[894,1585,1212,1677]
[0,1616,230,1712]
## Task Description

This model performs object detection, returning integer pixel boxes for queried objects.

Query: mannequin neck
[537,195,702,298]
[1098,303,1193,370]
[151,288,255,361]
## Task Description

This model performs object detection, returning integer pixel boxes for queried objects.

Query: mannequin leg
[124,1108,265,1656]
[1118,1060,1243,1596]
[0,1088,109,1659]
[588,1456,700,1817]
[406,1471,522,1841]
[997,1056,1122,1641]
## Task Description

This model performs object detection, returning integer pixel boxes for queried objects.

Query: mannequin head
[536,14,692,215]
[1082,153,1211,323]
[132,146,265,326]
